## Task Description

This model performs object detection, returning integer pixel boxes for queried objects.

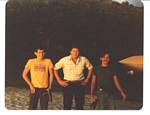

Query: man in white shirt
[54,46,93,110]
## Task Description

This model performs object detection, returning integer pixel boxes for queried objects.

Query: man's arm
[113,75,126,100]
[22,68,35,93]
[54,69,68,87]
[90,74,97,103]
[82,57,93,85]
[87,68,93,81]
[82,68,93,86]
[48,67,54,90]
[91,74,96,96]
[54,58,69,87]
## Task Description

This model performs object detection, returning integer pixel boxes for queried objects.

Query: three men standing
[22,47,126,110]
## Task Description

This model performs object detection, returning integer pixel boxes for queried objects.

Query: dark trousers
[29,88,49,110]
[63,81,85,110]
[96,90,115,110]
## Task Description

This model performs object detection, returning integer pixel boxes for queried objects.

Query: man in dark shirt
[91,52,126,109]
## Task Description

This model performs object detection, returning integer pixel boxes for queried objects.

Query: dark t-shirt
[94,66,116,95]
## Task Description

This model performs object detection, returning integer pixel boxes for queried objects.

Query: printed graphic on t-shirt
[34,64,46,72]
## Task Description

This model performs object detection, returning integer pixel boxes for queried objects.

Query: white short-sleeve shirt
[54,56,93,81]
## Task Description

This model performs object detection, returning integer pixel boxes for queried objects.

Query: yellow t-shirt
[25,58,53,88]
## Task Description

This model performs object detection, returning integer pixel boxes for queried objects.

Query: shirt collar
[69,55,81,63]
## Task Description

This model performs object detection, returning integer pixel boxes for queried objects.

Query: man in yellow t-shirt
[22,47,53,110]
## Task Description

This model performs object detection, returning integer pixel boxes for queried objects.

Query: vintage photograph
[5,0,143,110]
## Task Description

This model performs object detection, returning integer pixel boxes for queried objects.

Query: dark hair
[34,46,46,52]
[100,51,110,58]
[70,44,80,51]
[99,49,111,57]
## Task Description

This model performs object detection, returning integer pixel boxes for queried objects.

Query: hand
[121,92,127,101]
[30,86,35,94]
[90,95,97,103]
[81,78,89,86]
[59,80,69,87]
[46,87,52,92]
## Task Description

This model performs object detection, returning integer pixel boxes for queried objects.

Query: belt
[66,80,82,85]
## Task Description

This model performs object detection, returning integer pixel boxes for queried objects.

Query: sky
[112,0,143,7]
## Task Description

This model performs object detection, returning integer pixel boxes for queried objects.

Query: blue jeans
[96,89,115,110]
[29,88,49,110]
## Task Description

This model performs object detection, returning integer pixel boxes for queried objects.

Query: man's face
[70,48,79,59]
[34,49,45,59]
[100,53,110,64]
